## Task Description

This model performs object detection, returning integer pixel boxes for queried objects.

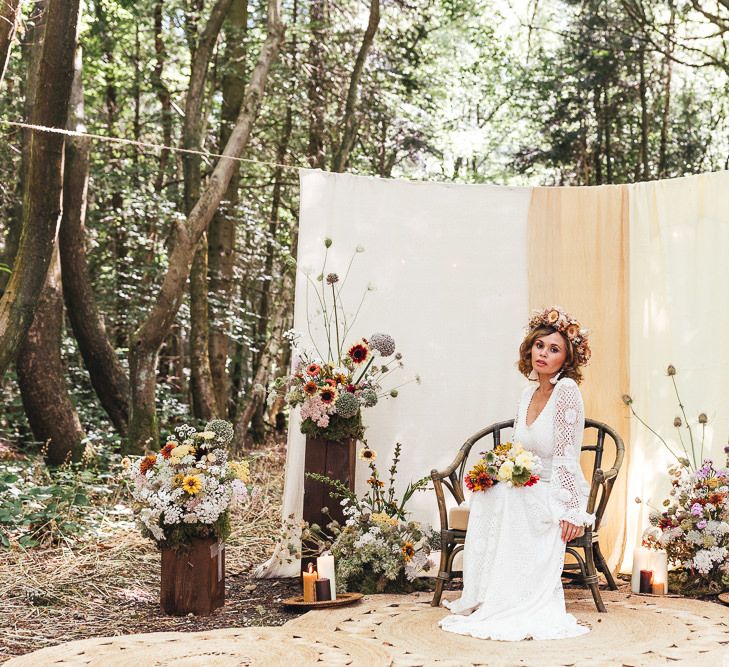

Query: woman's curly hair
[517,325,584,385]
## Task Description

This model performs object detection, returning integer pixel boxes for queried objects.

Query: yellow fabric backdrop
[527,185,630,570]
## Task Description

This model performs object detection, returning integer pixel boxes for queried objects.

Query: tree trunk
[152,0,173,191]
[0,0,22,89]
[16,248,86,465]
[208,0,249,417]
[638,43,649,181]
[190,235,217,419]
[0,0,48,298]
[126,0,285,453]
[185,0,233,419]
[307,0,326,168]
[59,45,130,436]
[0,0,81,378]
[658,6,675,178]
[331,0,381,172]
[232,272,292,450]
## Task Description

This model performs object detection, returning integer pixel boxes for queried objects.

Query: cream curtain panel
[623,171,729,573]
[256,169,729,578]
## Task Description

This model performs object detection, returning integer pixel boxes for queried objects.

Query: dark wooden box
[160,537,225,616]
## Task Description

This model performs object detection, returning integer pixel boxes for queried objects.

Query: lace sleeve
[551,380,594,527]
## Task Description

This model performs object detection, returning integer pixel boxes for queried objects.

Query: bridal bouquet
[466,442,541,491]
[125,420,254,549]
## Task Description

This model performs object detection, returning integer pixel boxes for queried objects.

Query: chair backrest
[445,418,624,531]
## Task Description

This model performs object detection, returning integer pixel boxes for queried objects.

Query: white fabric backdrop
[256,169,531,577]
[622,171,729,571]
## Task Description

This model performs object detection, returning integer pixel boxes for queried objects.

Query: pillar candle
[651,550,668,594]
[315,577,331,602]
[302,562,317,602]
[639,569,653,594]
[317,553,337,601]
[631,546,651,594]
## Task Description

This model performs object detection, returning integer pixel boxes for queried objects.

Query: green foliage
[0,461,124,549]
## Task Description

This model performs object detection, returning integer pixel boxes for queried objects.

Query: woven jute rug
[7,589,727,666]
[285,589,728,666]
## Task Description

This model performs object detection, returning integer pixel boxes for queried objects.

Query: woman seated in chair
[439,307,594,641]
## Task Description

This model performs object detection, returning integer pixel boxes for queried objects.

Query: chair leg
[584,546,606,613]
[431,546,450,607]
[594,542,617,590]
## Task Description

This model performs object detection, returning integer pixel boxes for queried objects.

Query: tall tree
[185,0,234,420]
[331,0,381,171]
[208,0,249,417]
[0,0,81,378]
[126,0,285,453]
[59,44,130,436]
[0,0,22,89]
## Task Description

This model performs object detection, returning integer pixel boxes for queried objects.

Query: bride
[439,307,594,641]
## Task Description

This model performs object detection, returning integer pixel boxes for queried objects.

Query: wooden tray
[282,592,363,609]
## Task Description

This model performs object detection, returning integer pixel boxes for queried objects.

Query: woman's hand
[560,520,584,543]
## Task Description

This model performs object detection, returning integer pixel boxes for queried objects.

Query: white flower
[497,461,514,481]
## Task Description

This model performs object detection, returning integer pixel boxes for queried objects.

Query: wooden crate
[160,537,225,615]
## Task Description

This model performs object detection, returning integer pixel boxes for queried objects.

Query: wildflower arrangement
[465,442,541,492]
[642,456,729,594]
[299,443,434,593]
[274,239,418,442]
[627,364,729,594]
[125,419,254,549]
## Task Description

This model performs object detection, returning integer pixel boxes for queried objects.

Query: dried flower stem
[626,402,686,467]
[671,375,696,468]
[331,284,341,364]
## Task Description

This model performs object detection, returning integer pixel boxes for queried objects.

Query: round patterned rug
[7,590,728,666]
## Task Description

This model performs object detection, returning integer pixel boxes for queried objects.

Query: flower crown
[528,307,591,366]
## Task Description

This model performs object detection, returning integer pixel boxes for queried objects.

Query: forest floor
[0,441,306,663]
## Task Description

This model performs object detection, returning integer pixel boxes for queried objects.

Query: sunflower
[306,363,321,377]
[182,475,203,495]
[139,454,157,475]
[160,442,176,459]
[401,541,415,562]
[358,447,377,461]
[172,473,185,487]
[347,340,370,365]
[303,380,318,395]
[319,386,338,404]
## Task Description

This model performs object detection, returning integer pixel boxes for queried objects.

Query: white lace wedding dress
[439,377,594,641]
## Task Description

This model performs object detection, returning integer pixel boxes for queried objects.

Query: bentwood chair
[430,418,625,613]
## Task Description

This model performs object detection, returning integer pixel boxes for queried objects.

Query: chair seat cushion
[449,504,470,531]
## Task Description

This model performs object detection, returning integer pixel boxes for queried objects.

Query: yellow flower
[707,477,719,490]
[172,473,185,488]
[401,541,415,562]
[171,444,194,460]
[229,461,250,483]
[547,309,560,324]
[359,447,377,461]
[182,475,203,495]
[371,512,398,526]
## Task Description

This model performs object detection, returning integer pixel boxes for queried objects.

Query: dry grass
[0,443,303,663]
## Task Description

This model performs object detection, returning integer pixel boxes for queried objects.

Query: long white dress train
[439,377,595,641]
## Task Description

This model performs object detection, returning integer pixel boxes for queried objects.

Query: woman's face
[531,332,567,378]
